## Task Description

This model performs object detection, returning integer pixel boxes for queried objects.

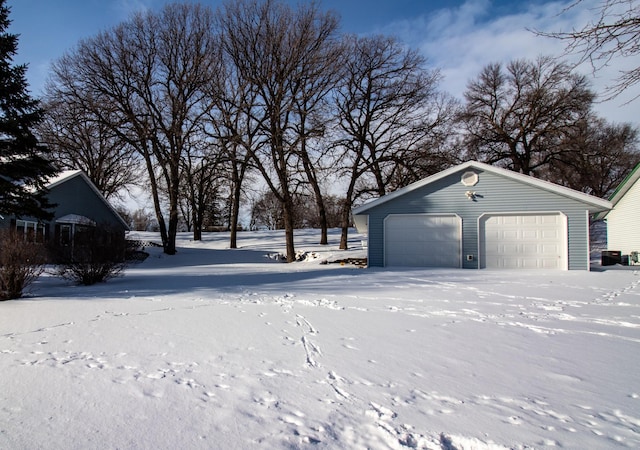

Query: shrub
[0,229,46,300]
[50,225,127,286]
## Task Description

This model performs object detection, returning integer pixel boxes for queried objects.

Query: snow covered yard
[1,229,639,449]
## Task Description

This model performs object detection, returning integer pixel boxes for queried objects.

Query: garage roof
[352,161,612,223]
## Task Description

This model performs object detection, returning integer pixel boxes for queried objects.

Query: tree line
[32,0,639,261]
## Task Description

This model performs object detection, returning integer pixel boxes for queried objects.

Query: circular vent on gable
[461,171,478,186]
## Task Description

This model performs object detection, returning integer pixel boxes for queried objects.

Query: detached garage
[352,161,611,270]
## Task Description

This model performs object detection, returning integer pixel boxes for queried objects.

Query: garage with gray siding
[352,161,611,270]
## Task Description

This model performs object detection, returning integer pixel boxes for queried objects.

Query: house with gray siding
[352,161,611,270]
[601,163,640,259]
[0,170,128,244]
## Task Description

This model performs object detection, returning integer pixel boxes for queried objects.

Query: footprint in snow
[370,402,397,420]
[143,388,164,398]
[176,378,199,388]
[507,415,523,425]
[281,414,304,426]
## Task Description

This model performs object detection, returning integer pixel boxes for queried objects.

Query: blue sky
[7,0,639,126]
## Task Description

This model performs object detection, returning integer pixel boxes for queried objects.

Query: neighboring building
[602,163,640,257]
[352,161,611,270]
[0,170,129,245]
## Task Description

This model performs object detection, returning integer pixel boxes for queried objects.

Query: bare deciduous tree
[250,190,282,230]
[535,0,640,101]
[218,0,340,261]
[459,56,594,175]
[250,189,341,230]
[38,96,140,200]
[545,116,639,197]
[383,92,461,192]
[292,36,344,245]
[333,35,449,249]
[48,3,219,255]
[206,50,260,249]
[180,138,227,240]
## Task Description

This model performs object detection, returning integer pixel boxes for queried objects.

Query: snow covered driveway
[1,230,639,449]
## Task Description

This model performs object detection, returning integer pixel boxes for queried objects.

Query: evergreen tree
[0,0,56,220]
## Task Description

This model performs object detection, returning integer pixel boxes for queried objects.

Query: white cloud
[383,0,639,126]
[112,0,154,19]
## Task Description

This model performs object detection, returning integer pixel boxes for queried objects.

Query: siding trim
[586,210,591,272]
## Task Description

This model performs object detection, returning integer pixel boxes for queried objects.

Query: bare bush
[0,230,46,300]
[50,226,127,286]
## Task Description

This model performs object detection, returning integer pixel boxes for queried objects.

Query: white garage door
[480,213,567,269]
[384,214,461,267]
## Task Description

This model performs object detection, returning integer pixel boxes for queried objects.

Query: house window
[74,225,93,246]
[59,224,72,246]
[16,220,45,243]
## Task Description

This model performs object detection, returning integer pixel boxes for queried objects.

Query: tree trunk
[194,184,209,242]
[306,169,328,245]
[282,189,296,263]
[306,158,328,245]
[317,199,328,245]
[229,187,241,249]
[164,167,180,255]
[191,196,202,241]
[143,150,169,251]
[229,167,242,249]
[339,176,357,250]
[282,196,296,262]
[339,225,349,250]
[193,224,202,241]
[339,201,352,250]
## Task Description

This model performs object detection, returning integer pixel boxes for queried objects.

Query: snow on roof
[56,214,96,226]
[45,170,83,188]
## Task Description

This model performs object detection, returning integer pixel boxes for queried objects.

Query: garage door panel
[540,230,556,239]
[503,230,519,239]
[541,243,561,252]
[481,213,566,270]
[385,214,461,267]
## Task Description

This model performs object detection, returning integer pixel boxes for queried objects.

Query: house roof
[46,170,130,230]
[592,163,640,221]
[352,160,612,217]
[45,170,83,188]
[607,162,640,206]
